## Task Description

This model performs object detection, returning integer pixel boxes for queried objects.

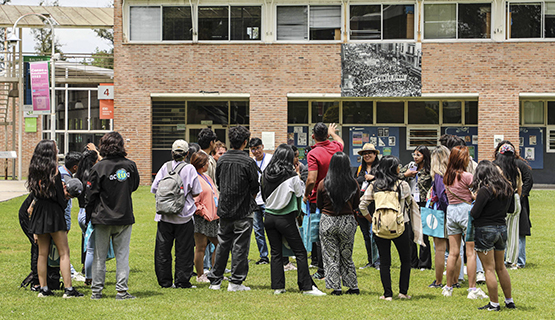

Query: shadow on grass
[132,290,164,298]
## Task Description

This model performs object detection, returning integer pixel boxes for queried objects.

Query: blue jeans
[253,205,268,259]
[78,208,94,279]
[518,236,526,267]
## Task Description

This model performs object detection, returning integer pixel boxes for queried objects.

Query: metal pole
[17,27,23,180]
[50,26,55,143]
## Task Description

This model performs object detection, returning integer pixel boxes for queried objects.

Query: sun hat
[358,143,380,155]
[172,139,189,152]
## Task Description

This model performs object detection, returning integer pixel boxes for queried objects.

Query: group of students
[20,124,531,310]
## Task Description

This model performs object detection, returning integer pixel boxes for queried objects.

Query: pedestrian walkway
[0,180,28,202]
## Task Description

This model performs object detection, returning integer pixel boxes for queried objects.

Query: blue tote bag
[421,199,446,238]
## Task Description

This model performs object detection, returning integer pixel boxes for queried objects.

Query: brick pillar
[249,94,288,153]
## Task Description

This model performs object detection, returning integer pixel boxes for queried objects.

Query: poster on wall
[287,126,309,165]
[445,127,479,161]
[520,128,543,169]
[348,127,400,167]
[341,43,422,97]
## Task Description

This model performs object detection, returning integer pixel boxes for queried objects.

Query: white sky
[8,0,113,54]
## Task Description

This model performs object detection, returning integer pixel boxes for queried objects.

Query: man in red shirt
[303,122,344,279]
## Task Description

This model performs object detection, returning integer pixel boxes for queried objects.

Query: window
[163,6,192,41]
[521,101,544,125]
[342,101,373,124]
[408,101,439,124]
[231,7,261,40]
[443,101,462,124]
[407,127,440,148]
[187,101,228,124]
[548,101,555,124]
[130,6,161,41]
[465,101,478,125]
[508,3,541,38]
[424,3,491,39]
[376,101,404,123]
[311,101,339,123]
[288,101,309,123]
[548,127,555,152]
[198,6,229,40]
[277,5,341,41]
[350,4,415,40]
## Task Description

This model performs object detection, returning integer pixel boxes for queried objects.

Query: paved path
[0,180,28,202]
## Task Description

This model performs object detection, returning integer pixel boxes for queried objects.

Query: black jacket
[85,156,140,225]
[215,149,259,220]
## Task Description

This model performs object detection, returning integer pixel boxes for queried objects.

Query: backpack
[372,182,405,239]
[155,161,187,215]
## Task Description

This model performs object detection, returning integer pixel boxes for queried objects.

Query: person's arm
[518,161,533,197]
[248,161,260,199]
[352,186,361,211]
[359,183,374,219]
[316,182,324,211]
[84,169,100,224]
[470,187,489,220]
[304,170,318,202]
[328,123,344,146]
[132,162,140,192]
[190,169,202,198]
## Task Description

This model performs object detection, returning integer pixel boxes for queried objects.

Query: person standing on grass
[470,160,516,311]
[27,140,83,298]
[317,152,360,296]
[207,126,259,292]
[86,132,140,300]
[151,140,201,289]
[250,137,272,265]
[303,122,344,280]
[261,144,325,296]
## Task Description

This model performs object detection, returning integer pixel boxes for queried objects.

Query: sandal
[398,293,412,300]
[379,296,393,301]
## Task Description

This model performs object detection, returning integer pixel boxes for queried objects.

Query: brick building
[111,0,553,184]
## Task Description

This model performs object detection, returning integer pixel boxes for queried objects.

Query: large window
[424,3,491,39]
[507,2,555,38]
[521,101,544,125]
[350,4,415,40]
[129,5,260,41]
[408,101,439,124]
[277,5,341,41]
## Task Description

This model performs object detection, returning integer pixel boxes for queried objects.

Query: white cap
[172,139,188,152]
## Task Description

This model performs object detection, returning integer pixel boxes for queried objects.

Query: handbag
[309,206,321,243]
[421,199,446,238]
[301,202,313,252]
[84,222,115,260]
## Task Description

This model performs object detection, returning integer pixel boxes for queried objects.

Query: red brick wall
[422,42,555,160]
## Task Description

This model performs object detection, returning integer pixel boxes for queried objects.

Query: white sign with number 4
[98,85,114,100]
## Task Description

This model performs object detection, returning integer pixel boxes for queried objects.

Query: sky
[7,0,113,54]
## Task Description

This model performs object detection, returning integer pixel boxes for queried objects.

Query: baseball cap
[65,178,83,198]
[172,139,189,152]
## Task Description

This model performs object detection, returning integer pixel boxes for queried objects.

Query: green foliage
[0,188,554,319]
[31,0,63,56]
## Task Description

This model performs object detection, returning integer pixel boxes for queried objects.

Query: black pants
[355,215,380,266]
[374,224,411,298]
[265,211,315,291]
[208,217,253,285]
[407,217,432,269]
[154,220,195,288]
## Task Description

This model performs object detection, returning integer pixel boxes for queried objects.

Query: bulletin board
[444,127,479,161]
[348,127,400,167]
[519,127,543,169]
[287,126,309,165]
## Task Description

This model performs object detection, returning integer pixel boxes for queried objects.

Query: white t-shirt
[253,153,272,205]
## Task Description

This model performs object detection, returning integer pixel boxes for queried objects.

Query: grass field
[1,187,554,319]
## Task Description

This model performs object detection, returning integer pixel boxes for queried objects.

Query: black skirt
[29,174,68,235]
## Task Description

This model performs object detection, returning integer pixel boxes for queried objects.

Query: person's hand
[365,174,374,181]
[328,123,338,136]
[404,170,417,178]
[62,182,71,200]
[295,162,301,174]
[86,143,97,151]
[33,234,38,244]
[303,195,308,203]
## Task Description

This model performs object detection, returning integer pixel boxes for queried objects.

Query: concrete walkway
[0,180,28,202]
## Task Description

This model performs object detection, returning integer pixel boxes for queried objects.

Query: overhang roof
[0,5,113,28]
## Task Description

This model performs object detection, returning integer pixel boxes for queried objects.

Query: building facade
[114,0,555,184]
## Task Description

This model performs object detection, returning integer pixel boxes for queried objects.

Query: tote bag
[505,193,521,265]
[421,199,446,238]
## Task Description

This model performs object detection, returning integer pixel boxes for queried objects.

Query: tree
[31,0,63,56]
[90,9,114,69]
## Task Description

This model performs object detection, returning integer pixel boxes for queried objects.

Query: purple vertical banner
[30,61,51,115]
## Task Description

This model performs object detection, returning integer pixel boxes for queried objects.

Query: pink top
[445,172,473,205]
[194,173,219,221]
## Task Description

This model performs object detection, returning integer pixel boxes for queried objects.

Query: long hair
[414,145,431,173]
[190,151,209,171]
[265,144,296,177]
[444,145,469,186]
[373,155,401,191]
[75,150,99,187]
[471,160,513,199]
[27,140,58,198]
[430,146,450,180]
[493,143,519,189]
[324,152,359,214]
[99,132,127,158]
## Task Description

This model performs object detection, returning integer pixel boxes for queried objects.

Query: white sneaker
[476,272,486,284]
[303,285,326,296]
[467,288,488,299]
[196,274,210,283]
[227,283,251,292]
[71,273,86,282]
[442,286,453,297]
[283,262,297,271]
[274,289,286,295]
[208,284,221,290]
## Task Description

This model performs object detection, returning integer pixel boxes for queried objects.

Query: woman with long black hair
[400,145,432,270]
[316,152,360,295]
[261,144,324,296]
[27,140,83,298]
[471,160,516,311]
[360,155,412,300]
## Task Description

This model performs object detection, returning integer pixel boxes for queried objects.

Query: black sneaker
[428,280,442,288]
[346,288,360,295]
[330,290,342,296]
[311,272,325,280]
[255,258,269,265]
[505,302,516,309]
[478,303,500,311]
[453,282,462,289]
[37,288,54,297]
[63,287,84,298]
[116,292,136,300]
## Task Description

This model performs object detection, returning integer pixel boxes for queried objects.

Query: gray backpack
[155,162,187,215]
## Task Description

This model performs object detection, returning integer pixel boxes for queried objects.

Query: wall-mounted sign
[98,84,114,100]
[99,99,114,119]
[30,61,51,115]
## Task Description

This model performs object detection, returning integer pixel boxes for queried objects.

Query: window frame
[422,2,494,41]
[547,126,555,152]
[520,100,547,126]
[505,1,546,40]
[348,3,417,41]
[275,4,343,42]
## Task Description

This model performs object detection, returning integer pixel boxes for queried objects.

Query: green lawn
[1,188,554,319]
